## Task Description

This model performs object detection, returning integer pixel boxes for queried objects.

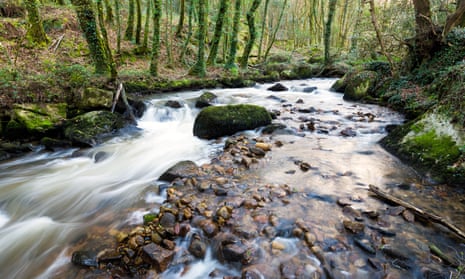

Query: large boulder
[77,87,113,111]
[5,103,67,137]
[343,70,378,101]
[195,91,218,108]
[381,109,465,185]
[193,104,272,139]
[64,110,126,146]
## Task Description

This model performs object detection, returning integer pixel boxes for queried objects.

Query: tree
[24,0,48,45]
[125,0,135,40]
[240,0,261,68]
[189,0,207,76]
[207,0,229,66]
[71,0,111,74]
[324,0,337,64]
[257,0,270,61]
[225,0,241,70]
[96,0,117,78]
[149,0,162,76]
[135,0,142,44]
[175,0,185,37]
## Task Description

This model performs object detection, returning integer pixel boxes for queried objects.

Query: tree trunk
[135,0,142,44]
[443,0,465,38]
[142,0,151,52]
[367,0,394,75]
[24,0,48,45]
[125,0,135,41]
[180,0,194,64]
[225,0,241,70]
[240,0,261,69]
[263,0,287,61]
[72,0,110,74]
[411,0,439,66]
[324,0,337,64]
[114,0,121,54]
[103,0,113,24]
[257,0,269,61]
[207,0,228,66]
[96,0,117,79]
[149,0,162,76]
[189,0,207,77]
[175,0,185,37]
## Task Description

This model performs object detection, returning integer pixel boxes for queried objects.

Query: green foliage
[405,130,460,166]
[53,64,92,88]
[143,213,157,225]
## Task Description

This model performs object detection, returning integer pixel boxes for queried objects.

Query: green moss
[143,213,157,225]
[405,130,460,165]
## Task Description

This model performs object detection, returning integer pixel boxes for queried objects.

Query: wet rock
[249,146,266,157]
[199,219,219,237]
[141,243,175,272]
[97,249,122,263]
[267,83,288,92]
[159,160,198,182]
[386,206,405,216]
[266,95,287,103]
[242,264,280,279]
[78,87,113,110]
[343,220,365,234]
[159,212,176,228]
[262,123,288,134]
[299,162,311,171]
[354,238,376,254]
[64,110,126,146]
[165,100,183,109]
[303,86,317,93]
[195,91,217,108]
[340,127,356,137]
[189,236,207,258]
[255,142,272,152]
[193,104,272,139]
[72,251,98,268]
[298,107,317,113]
[402,210,415,222]
[128,235,144,250]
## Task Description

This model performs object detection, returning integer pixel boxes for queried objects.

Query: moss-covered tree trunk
[149,0,162,76]
[125,0,135,40]
[240,0,261,69]
[103,0,113,23]
[72,0,110,75]
[175,0,185,37]
[206,0,228,66]
[114,0,121,54]
[142,0,151,52]
[189,0,207,77]
[135,0,142,44]
[96,0,117,78]
[24,0,48,45]
[324,0,337,64]
[257,0,269,61]
[225,0,241,71]
[180,0,194,64]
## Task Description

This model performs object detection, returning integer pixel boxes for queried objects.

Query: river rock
[64,110,126,146]
[195,91,217,108]
[6,103,67,138]
[343,220,365,234]
[343,70,378,101]
[189,236,207,258]
[242,264,280,279]
[71,251,98,268]
[165,100,183,109]
[141,243,175,272]
[159,160,198,182]
[193,104,272,139]
[267,83,289,92]
[78,87,113,111]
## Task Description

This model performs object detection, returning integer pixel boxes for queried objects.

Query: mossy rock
[193,104,272,139]
[78,87,114,111]
[195,92,218,108]
[10,103,67,136]
[64,111,126,146]
[343,70,378,101]
[381,110,465,185]
[331,75,347,93]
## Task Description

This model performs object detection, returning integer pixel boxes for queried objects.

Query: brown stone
[343,220,365,234]
[141,243,175,272]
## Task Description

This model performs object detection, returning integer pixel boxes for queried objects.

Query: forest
[2,1,465,279]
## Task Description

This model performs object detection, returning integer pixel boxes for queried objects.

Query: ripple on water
[0,211,9,228]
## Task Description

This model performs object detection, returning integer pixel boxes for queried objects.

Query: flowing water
[0,79,464,279]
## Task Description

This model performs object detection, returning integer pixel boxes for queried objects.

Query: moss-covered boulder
[78,87,114,111]
[343,70,378,101]
[193,104,272,139]
[64,110,126,146]
[6,103,67,137]
[381,109,465,185]
[195,92,218,108]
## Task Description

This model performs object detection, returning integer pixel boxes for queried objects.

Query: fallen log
[368,184,465,241]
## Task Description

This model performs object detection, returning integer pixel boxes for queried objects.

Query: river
[0,79,464,278]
